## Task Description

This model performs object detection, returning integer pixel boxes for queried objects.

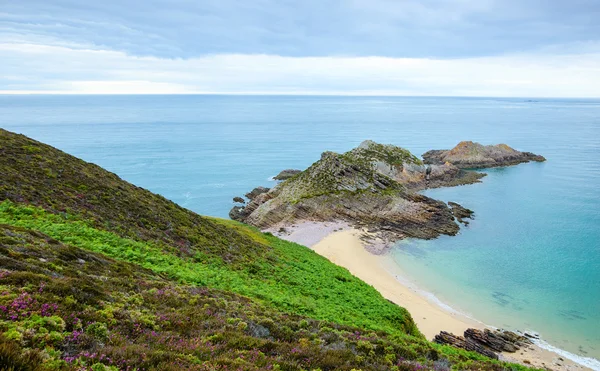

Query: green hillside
[0,129,534,370]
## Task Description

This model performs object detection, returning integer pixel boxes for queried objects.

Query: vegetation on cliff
[0,129,536,370]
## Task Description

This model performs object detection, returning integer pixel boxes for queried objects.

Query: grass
[0,200,419,338]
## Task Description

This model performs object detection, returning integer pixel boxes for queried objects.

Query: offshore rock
[273,169,302,181]
[423,141,545,169]
[233,196,245,204]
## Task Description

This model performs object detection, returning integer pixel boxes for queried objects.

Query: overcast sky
[2,0,600,96]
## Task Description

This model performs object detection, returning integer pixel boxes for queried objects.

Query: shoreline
[268,221,595,371]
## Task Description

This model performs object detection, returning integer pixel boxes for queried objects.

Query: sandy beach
[270,221,592,371]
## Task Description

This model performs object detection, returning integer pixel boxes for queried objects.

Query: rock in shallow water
[448,201,474,225]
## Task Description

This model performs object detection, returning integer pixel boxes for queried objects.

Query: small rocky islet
[231,140,544,248]
[423,141,546,169]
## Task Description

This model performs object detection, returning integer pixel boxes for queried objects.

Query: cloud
[1,1,599,95]
[1,42,599,97]
[2,0,600,58]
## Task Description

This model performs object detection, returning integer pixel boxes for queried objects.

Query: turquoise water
[1,95,599,365]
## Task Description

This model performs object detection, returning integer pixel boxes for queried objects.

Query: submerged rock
[273,169,302,181]
[423,141,545,169]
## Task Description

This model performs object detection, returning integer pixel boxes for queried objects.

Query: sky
[1,0,600,96]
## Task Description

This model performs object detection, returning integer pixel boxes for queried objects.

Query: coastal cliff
[423,141,546,169]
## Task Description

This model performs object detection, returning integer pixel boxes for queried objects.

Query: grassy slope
[0,129,534,371]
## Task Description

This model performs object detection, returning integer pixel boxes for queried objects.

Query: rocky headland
[231,140,488,248]
[231,140,545,252]
[423,141,546,169]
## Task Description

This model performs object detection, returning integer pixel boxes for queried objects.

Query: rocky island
[423,141,546,169]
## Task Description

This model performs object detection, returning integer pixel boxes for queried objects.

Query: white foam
[530,337,600,371]
[389,270,600,370]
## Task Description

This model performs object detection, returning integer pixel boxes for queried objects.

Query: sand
[272,222,592,371]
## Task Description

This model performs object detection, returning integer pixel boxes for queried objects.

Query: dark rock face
[434,329,533,359]
[273,169,302,181]
[423,141,546,169]
[229,206,245,221]
[434,331,499,359]
[448,201,474,225]
[245,186,270,201]
[233,196,245,204]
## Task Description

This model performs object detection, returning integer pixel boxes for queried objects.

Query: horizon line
[1,92,599,99]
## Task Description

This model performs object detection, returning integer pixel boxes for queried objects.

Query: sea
[1,95,599,368]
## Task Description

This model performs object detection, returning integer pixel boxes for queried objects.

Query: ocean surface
[1,95,599,367]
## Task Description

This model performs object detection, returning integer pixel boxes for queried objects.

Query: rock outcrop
[231,141,482,243]
[273,169,302,180]
[245,186,270,200]
[434,328,533,359]
[423,141,546,169]
[448,201,474,225]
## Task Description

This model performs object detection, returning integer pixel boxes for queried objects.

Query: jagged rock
[245,186,270,200]
[423,141,546,169]
[229,206,245,221]
[233,196,245,204]
[435,328,533,359]
[434,331,499,359]
[448,201,474,225]
[465,329,519,353]
[273,169,302,180]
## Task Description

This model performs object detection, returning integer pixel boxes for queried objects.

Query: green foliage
[85,323,108,341]
[0,200,418,338]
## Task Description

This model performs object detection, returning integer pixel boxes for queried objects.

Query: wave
[531,337,600,371]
